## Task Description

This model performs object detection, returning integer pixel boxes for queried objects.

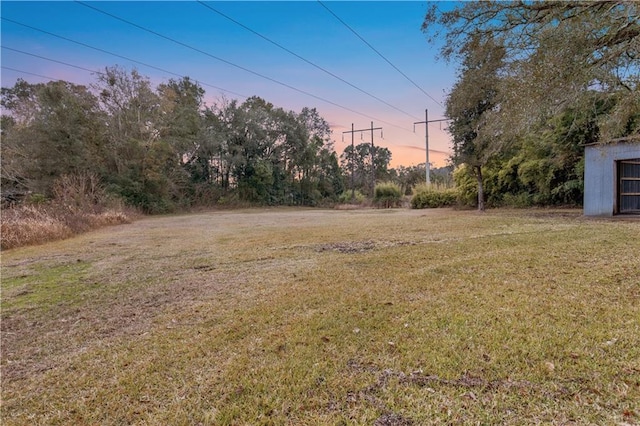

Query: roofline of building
[584,135,640,147]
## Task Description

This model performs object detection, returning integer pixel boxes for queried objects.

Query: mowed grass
[1,208,639,425]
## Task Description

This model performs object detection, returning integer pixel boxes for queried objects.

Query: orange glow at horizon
[389,147,451,169]
[331,123,452,169]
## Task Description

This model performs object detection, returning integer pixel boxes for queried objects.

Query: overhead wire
[196,0,421,121]
[1,43,418,142]
[73,0,414,133]
[317,0,444,108]
[1,46,105,76]
[1,66,63,82]
[1,17,249,99]
[1,66,445,155]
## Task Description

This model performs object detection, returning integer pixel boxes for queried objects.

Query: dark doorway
[618,159,640,214]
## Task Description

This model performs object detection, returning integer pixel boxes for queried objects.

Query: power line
[317,0,443,108]
[73,0,414,133]
[2,43,417,140]
[1,66,62,82]
[197,1,421,121]
[3,3,425,137]
[1,17,249,100]
[1,46,105,76]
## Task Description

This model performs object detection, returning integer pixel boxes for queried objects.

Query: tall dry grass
[1,173,135,250]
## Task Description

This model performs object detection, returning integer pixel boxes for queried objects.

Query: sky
[1,1,459,169]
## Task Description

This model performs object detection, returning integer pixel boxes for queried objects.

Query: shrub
[411,184,458,209]
[1,201,133,250]
[452,165,478,207]
[52,173,105,213]
[338,190,367,204]
[374,182,402,208]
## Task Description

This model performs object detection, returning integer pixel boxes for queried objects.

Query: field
[1,208,639,425]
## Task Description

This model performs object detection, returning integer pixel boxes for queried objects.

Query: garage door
[619,159,640,214]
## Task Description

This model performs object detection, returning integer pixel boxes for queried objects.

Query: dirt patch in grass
[374,412,414,426]
[316,240,379,253]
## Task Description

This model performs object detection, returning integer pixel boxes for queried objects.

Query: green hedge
[411,184,458,209]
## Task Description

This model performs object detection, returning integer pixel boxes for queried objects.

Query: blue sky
[1,1,458,168]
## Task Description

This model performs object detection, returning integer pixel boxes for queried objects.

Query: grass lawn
[1,208,639,425]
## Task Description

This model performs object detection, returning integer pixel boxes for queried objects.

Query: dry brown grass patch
[1,205,73,250]
[1,203,132,250]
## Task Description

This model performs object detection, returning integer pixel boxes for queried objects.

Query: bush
[0,202,134,250]
[374,182,402,208]
[452,165,478,207]
[52,173,105,213]
[411,184,458,209]
[338,190,367,205]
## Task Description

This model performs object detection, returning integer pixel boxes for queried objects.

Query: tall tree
[281,107,335,203]
[157,77,205,161]
[445,34,506,210]
[95,66,178,212]
[423,1,640,140]
[157,77,206,203]
[95,66,162,175]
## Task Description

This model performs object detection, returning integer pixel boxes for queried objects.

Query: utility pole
[369,121,376,196]
[343,122,382,197]
[414,109,448,185]
[343,124,355,201]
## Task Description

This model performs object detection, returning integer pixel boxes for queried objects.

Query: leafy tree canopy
[1,69,346,210]
[423,1,640,139]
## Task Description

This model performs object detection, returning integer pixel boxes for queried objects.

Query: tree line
[1,66,437,212]
[6,2,628,213]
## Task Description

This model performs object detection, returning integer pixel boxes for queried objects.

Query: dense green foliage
[391,165,454,196]
[424,1,640,209]
[337,189,367,205]
[411,184,458,209]
[1,67,427,212]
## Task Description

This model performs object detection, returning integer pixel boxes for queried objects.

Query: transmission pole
[369,121,376,196]
[414,109,448,185]
[344,122,382,197]
[343,124,355,201]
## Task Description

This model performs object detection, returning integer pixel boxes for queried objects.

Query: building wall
[584,141,640,216]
